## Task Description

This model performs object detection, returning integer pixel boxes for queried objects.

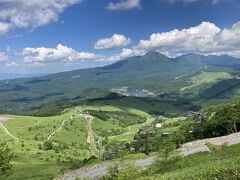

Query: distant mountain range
[0,73,47,80]
[1,51,240,114]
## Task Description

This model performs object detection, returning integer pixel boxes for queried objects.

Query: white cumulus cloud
[94,34,131,50]
[0,0,81,36]
[106,0,141,10]
[22,44,98,63]
[0,52,8,62]
[121,21,240,58]
[120,48,145,58]
[137,22,221,53]
[6,61,18,68]
[218,22,240,47]
[0,22,12,36]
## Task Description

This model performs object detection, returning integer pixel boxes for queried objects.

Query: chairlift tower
[96,138,102,158]
[141,125,155,155]
[187,111,207,139]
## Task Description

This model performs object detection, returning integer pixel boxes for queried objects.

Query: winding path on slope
[61,132,240,180]
[47,119,67,140]
[0,116,20,141]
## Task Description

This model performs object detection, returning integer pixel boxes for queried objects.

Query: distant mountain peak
[145,50,160,56]
[144,51,169,59]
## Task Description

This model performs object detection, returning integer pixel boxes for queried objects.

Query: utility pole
[197,112,207,139]
[142,125,155,155]
[187,111,207,139]
[97,140,101,158]
[95,135,102,158]
[145,131,149,155]
[199,114,204,139]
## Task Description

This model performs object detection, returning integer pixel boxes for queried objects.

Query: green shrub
[103,162,140,180]
[42,141,53,150]
[0,143,14,174]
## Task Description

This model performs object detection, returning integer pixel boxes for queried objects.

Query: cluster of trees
[102,141,131,160]
[204,101,240,137]
[125,100,240,157]
[102,101,240,159]
[40,140,68,152]
[0,143,13,174]
[101,101,240,179]
[130,120,195,155]
[101,120,195,161]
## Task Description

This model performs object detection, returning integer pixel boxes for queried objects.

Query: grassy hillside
[1,99,240,179]
[150,144,240,180]
[0,105,155,179]
[0,110,90,179]
[180,71,232,92]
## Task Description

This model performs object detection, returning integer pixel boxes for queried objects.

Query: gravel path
[60,157,155,180]
[60,132,240,180]
[181,132,240,156]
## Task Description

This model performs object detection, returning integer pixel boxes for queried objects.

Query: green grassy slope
[0,105,155,179]
[0,110,90,179]
[141,144,240,180]
[1,99,240,179]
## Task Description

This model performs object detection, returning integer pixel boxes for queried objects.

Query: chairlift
[189,127,204,133]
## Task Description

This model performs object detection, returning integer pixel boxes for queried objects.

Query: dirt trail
[0,116,20,141]
[47,119,67,140]
[47,113,78,140]
[83,112,97,155]
[61,132,240,180]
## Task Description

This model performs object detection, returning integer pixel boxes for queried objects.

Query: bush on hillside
[204,101,240,137]
[41,140,68,151]
[103,162,140,180]
[0,143,14,174]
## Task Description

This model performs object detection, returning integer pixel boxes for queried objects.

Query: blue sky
[0,0,240,74]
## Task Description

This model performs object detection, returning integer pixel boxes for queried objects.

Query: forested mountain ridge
[1,51,240,114]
